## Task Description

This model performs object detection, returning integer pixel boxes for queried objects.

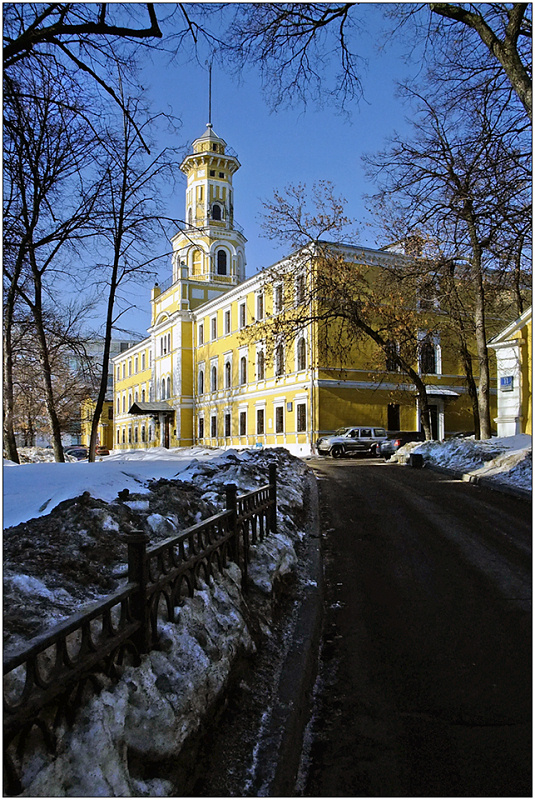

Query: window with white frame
[211,415,217,438]
[239,302,246,329]
[295,274,306,305]
[297,337,306,371]
[142,352,146,370]
[224,309,231,335]
[297,402,307,432]
[256,292,264,320]
[225,360,232,388]
[224,412,231,437]
[198,323,204,345]
[257,349,265,380]
[240,356,247,385]
[211,364,217,392]
[274,284,283,313]
[198,368,205,395]
[198,417,204,439]
[256,408,265,435]
[419,335,438,375]
[239,410,247,436]
[135,356,138,373]
[275,343,284,376]
[167,376,171,398]
[275,405,284,433]
[211,316,217,340]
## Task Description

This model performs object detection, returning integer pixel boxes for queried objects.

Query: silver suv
[316,426,388,458]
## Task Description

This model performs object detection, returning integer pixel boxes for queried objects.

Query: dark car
[378,431,425,460]
[95,446,110,456]
[65,446,88,461]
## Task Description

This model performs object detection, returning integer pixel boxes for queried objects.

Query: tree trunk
[31,264,65,461]
[466,229,492,439]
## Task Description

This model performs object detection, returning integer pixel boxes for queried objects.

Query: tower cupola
[172,123,246,286]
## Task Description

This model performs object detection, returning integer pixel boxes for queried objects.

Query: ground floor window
[387,403,400,431]
[199,417,204,439]
[134,426,138,443]
[117,429,120,444]
[225,412,231,437]
[297,403,307,432]
[141,425,146,442]
[275,406,284,433]
[239,411,247,436]
[257,408,265,435]
[211,415,217,438]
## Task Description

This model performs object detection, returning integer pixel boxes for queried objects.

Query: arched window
[225,361,231,388]
[142,388,146,402]
[167,376,171,398]
[188,207,193,226]
[275,344,284,377]
[211,365,217,392]
[257,350,265,381]
[198,369,204,395]
[141,425,146,442]
[297,338,306,371]
[212,203,222,220]
[240,356,247,385]
[420,337,437,374]
[217,249,227,275]
[161,378,165,399]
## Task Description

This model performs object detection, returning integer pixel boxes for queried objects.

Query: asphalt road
[298,458,531,797]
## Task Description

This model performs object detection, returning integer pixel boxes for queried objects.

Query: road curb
[255,468,324,796]
[422,461,531,502]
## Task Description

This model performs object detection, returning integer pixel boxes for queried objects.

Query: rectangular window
[296,275,306,305]
[274,284,283,313]
[224,309,231,334]
[275,406,284,433]
[142,352,146,370]
[257,408,265,435]
[211,415,217,438]
[257,293,264,320]
[198,323,204,345]
[239,411,247,436]
[135,356,138,373]
[211,317,217,340]
[239,303,246,329]
[225,412,231,437]
[199,417,204,439]
[297,403,306,432]
[108,407,113,420]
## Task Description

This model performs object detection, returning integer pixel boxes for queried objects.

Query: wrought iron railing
[3,466,277,795]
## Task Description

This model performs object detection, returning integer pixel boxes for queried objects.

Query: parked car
[64,446,88,461]
[95,446,110,456]
[316,426,388,458]
[378,431,425,460]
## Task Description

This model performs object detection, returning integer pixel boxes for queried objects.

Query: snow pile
[393,434,532,492]
[3,447,310,796]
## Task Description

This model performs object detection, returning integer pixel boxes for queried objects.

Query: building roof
[488,306,532,347]
[128,402,174,415]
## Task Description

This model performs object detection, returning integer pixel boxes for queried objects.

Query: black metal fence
[3,466,277,795]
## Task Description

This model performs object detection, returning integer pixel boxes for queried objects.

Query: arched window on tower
[217,249,227,275]
[167,376,171,399]
[192,249,202,276]
[212,203,222,221]
[188,207,193,226]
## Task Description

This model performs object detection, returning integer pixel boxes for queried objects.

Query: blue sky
[116,3,422,334]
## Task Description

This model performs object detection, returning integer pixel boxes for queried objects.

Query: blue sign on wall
[500,376,514,391]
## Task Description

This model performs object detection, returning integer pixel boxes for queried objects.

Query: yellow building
[81,398,114,450]
[488,306,532,437]
[112,123,495,455]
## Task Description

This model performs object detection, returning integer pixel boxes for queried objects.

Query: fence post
[269,463,277,533]
[225,483,238,564]
[125,530,150,655]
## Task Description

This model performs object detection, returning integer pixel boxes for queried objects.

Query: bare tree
[254,182,436,439]
[364,84,531,438]
[86,97,179,461]
[3,63,102,461]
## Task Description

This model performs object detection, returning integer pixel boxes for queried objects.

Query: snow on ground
[4,446,311,796]
[393,433,532,492]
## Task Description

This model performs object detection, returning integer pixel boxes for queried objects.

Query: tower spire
[207,60,212,127]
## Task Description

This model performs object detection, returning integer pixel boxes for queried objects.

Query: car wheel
[331,446,344,459]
